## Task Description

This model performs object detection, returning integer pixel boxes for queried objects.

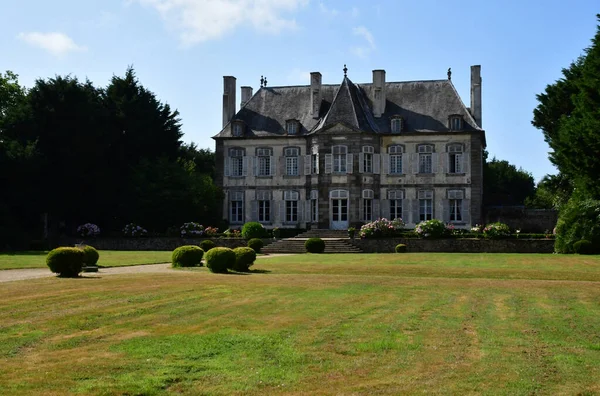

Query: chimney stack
[240,86,253,108]
[470,65,482,127]
[222,76,236,128]
[310,72,322,118]
[372,69,386,118]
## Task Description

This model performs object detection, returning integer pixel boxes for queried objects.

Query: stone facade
[214,66,487,230]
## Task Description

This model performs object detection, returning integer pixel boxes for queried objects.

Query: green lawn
[1,253,599,395]
[0,250,172,270]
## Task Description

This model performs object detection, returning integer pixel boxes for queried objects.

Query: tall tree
[483,155,535,206]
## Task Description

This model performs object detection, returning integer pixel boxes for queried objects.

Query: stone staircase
[262,229,363,254]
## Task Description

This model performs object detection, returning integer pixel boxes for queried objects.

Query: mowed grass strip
[0,254,599,395]
[0,250,173,270]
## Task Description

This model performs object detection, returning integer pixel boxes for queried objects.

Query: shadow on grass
[249,269,271,274]
[2,251,48,256]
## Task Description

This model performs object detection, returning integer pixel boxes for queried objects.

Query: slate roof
[213,76,482,138]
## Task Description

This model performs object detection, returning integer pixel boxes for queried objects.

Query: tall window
[391,117,403,133]
[362,146,374,173]
[286,120,298,135]
[389,145,403,174]
[312,154,319,174]
[284,147,299,176]
[362,189,374,222]
[448,144,463,174]
[230,191,244,223]
[388,190,404,220]
[418,190,433,221]
[310,190,318,223]
[257,190,270,223]
[418,145,434,174]
[256,148,272,176]
[229,148,244,177]
[284,191,299,222]
[448,190,464,222]
[449,116,463,131]
[333,145,347,173]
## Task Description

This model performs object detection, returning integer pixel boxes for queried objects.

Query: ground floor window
[418,190,433,221]
[363,199,373,222]
[258,200,270,222]
[450,199,462,221]
[230,201,243,223]
[310,190,318,222]
[284,191,299,222]
[390,199,402,220]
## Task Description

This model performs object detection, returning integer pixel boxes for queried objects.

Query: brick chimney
[222,76,236,127]
[372,69,386,118]
[310,72,322,118]
[470,65,482,127]
[240,86,253,108]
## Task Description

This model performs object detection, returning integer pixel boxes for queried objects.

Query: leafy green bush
[573,240,595,255]
[46,247,85,277]
[305,237,325,253]
[555,197,600,253]
[81,245,99,266]
[205,247,235,273]
[172,245,204,268]
[199,239,216,252]
[233,247,256,272]
[483,222,511,239]
[415,219,447,238]
[395,244,407,253]
[247,238,264,253]
[241,222,266,240]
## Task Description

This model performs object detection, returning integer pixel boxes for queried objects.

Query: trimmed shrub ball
[205,247,236,273]
[395,244,407,253]
[242,222,266,240]
[305,237,325,253]
[233,247,257,272]
[199,239,216,252]
[172,245,204,268]
[81,245,100,266]
[247,238,264,253]
[573,240,595,255]
[46,247,85,277]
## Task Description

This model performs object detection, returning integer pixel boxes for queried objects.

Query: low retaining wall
[350,238,555,253]
[57,237,272,251]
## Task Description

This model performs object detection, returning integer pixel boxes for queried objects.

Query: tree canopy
[483,152,535,206]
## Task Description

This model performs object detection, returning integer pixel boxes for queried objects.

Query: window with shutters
[332,145,347,173]
[362,189,374,222]
[256,147,272,176]
[388,145,403,174]
[229,191,244,224]
[284,147,299,176]
[418,190,433,221]
[449,115,463,131]
[362,146,374,173]
[388,190,404,220]
[284,191,299,222]
[418,144,434,174]
[257,190,270,223]
[229,148,244,177]
[310,190,318,222]
[391,117,403,133]
[448,190,464,222]
[448,144,463,174]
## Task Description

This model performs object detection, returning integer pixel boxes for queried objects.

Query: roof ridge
[445,80,482,130]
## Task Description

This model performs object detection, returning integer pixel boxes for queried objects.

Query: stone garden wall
[349,238,555,253]
[57,237,273,251]
[483,207,558,233]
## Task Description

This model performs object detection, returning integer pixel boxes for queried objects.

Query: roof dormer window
[286,120,299,135]
[232,121,244,137]
[449,115,463,131]
[391,116,404,133]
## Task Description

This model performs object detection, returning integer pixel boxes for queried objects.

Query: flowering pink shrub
[483,222,510,239]
[360,218,405,238]
[204,227,218,237]
[415,219,447,238]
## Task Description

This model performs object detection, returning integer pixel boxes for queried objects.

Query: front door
[331,198,349,230]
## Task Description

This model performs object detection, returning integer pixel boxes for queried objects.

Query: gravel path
[0,254,294,283]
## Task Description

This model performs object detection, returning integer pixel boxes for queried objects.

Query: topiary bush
[205,247,235,273]
[172,245,204,268]
[242,222,266,240]
[46,247,85,277]
[415,219,447,238]
[555,197,600,253]
[199,239,216,252]
[247,238,264,253]
[305,237,325,253]
[395,244,407,253]
[81,245,99,266]
[232,247,257,272]
[573,240,595,255]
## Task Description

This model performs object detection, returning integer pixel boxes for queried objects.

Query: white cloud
[17,32,87,57]
[318,1,338,17]
[133,0,309,46]
[353,26,375,49]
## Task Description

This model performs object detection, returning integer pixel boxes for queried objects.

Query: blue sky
[2,0,598,182]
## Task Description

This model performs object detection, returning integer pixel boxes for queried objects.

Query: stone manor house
[213,66,486,230]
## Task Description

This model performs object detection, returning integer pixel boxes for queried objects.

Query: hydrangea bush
[77,223,100,238]
[359,218,405,238]
[180,222,204,237]
[483,222,511,239]
[122,223,148,237]
[415,219,447,238]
